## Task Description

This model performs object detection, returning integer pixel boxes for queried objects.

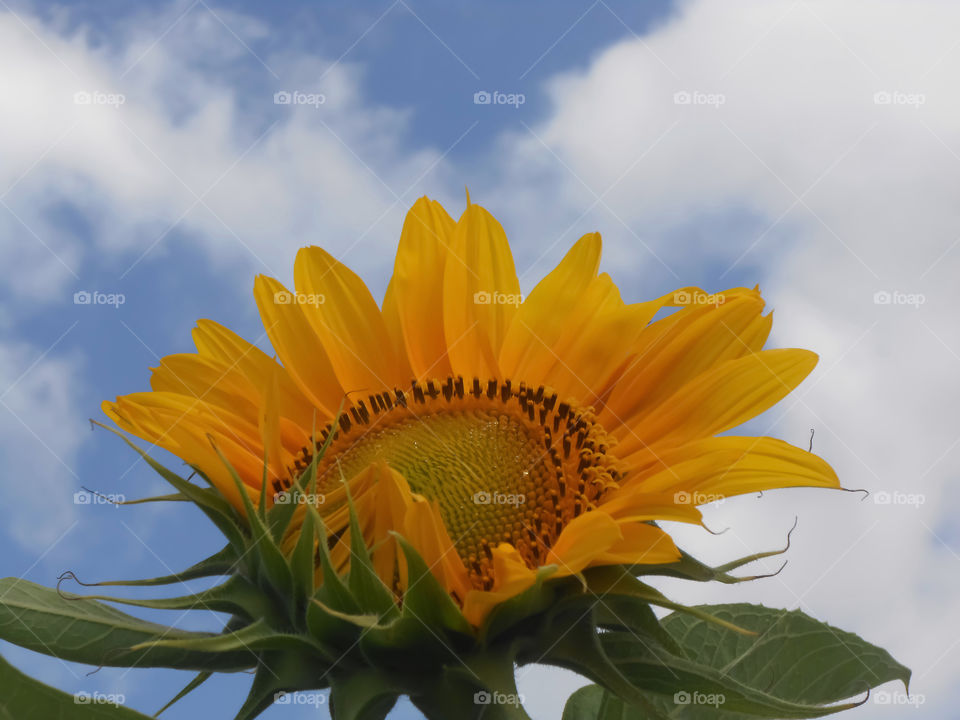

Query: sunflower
[103,196,838,627]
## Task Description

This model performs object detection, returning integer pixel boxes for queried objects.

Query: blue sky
[1,1,959,718]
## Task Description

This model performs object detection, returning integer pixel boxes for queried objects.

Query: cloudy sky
[1,0,957,717]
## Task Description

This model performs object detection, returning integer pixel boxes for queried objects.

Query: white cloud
[0,338,85,549]
[0,3,453,305]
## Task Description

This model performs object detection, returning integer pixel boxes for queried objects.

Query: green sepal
[130,617,331,661]
[329,667,402,720]
[92,421,246,549]
[343,485,400,620]
[266,414,334,542]
[358,534,475,665]
[58,574,281,624]
[289,509,319,620]
[393,533,474,637]
[584,566,753,635]
[233,649,331,720]
[154,671,212,717]
[58,545,238,588]
[521,602,668,720]
[0,578,253,671]
[633,525,795,585]
[212,437,294,600]
[0,652,154,719]
[478,565,559,644]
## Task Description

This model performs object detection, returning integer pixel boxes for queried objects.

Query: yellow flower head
[103,196,838,627]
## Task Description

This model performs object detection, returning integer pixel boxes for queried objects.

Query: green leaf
[563,685,631,720]
[559,603,911,719]
[0,652,154,719]
[0,578,253,671]
[660,603,910,708]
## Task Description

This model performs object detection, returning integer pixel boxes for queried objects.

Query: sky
[1,0,958,718]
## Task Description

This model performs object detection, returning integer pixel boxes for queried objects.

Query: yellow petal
[602,291,770,424]
[615,348,818,460]
[461,543,542,626]
[598,490,703,525]
[402,498,472,601]
[192,319,316,429]
[499,232,601,381]
[385,197,456,380]
[545,512,622,574]
[295,247,413,392]
[590,523,681,566]
[442,204,521,379]
[623,435,840,499]
[254,274,344,419]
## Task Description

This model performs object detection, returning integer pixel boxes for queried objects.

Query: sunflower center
[292,377,623,589]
